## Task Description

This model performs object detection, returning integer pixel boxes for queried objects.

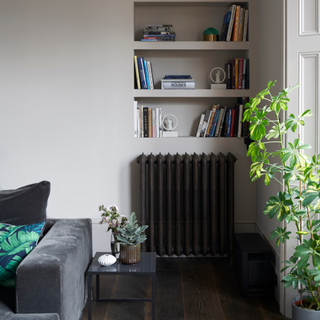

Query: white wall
[0,0,257,254]
[256,0,284,308]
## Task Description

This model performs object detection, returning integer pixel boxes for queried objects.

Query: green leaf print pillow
[0,222,45,287]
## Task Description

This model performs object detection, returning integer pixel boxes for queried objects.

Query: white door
[285,0,320,317]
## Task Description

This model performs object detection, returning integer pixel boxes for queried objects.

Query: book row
[220,4,249,41]
[196,97,249,138]
[141,24,176,42]
[134,56,155,90]
[134,101,163,138]
[225,58,249,89]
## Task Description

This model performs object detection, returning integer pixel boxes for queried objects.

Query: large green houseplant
[244,80,320,314]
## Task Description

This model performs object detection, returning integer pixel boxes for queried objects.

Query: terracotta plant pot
[292,295,320,320]
[119,244,141,264]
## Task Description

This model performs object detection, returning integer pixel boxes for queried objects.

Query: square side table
[87,252,156,320]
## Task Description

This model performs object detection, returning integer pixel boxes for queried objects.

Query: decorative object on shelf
[117,212,148,265]
[245,80,320,318]
[99,204,128,256]
[210,67,226,90]
[203,27,219,41]
[162,114,178,138]
[98,254,117,266]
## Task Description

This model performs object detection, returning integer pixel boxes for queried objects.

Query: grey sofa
[0,182,93,320]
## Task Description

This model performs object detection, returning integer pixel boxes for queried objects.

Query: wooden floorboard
[81,257,288,320]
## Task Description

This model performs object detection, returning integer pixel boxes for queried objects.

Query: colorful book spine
[238,58,243,89]
[146,61,154,89]
[215,108,225,137]
[232,5,241,41]
[226,5,237,41]
[137,57,147,89]
[205,105,217,137]
[143,60,150,89]
[143,107,149,137]
[235,58,239,89]
[227,109,232,137]
[134,56,141,89]
[210,108,221,137]
[148,108,152,137]
[152,109,156,137]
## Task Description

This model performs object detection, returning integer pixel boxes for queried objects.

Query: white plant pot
[292,295,320,320]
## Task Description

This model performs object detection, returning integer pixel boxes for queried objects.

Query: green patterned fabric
[0,222,45,287]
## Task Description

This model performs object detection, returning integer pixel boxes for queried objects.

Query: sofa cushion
[0,181,50,226]
[0,222,45,287]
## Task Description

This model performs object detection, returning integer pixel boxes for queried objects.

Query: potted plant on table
[116,212,148,265]
[244,80,320,319]
[99,204,128,256]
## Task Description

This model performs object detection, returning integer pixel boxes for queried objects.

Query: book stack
[225,58,249,89]
[220,4,249,41]
[161,75,195,90]
[134,101,163,138]
[134,56,154,89]
[195,98,249,138]
[141,25,176,41]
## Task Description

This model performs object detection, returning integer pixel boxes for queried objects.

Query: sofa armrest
[15,219,92,320]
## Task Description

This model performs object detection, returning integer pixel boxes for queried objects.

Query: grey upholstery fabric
[0,181,50,225]
[16,219,92,320]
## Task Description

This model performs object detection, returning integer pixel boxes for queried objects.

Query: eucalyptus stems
[244,80,320,310]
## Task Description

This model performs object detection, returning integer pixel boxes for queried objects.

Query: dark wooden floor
[81,257,288,320]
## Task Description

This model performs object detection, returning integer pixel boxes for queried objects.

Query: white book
[146,61,154,89]
[137,108,140,137]
[159,108,163,137]
[156,108,159,137]
[161,80,195,90]
[226,5,237,41]
[152,109,156,137]
[238,105,244,137]
[243,9,249,41]
[134,100,138,137]
[196,114,205,137]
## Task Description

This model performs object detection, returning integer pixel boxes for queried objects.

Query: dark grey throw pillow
[0,181,50,225]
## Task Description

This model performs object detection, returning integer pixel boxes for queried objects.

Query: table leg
[96,275,100,301]
[87,275,92,320]
[152,273,156,320]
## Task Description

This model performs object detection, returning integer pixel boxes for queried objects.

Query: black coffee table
[87,252,156,320]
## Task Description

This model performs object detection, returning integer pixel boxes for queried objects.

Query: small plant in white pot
[116,212,148,264]
[244,81,320,319]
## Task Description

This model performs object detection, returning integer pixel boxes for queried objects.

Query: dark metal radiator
[137,152,237,258]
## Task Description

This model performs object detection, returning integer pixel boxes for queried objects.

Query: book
[161,79,195,89]
[143,31,175,35]
[233,103,239,136]
[217,108,227,136]
[134,101,138,137]
[230,108,236,137]
[159,108,163,137]
[243,9,249,41]
[141,38,175,41]
[143,33,175,38]
[215,107,226,137]
[205,105,217,137]
[137,57,148,89]
[200,109,212,137]
[246,59,250,89]
[238,8,244,41]
[220,10,231,41]
[146,61,154,89]
[228,59,235,89]
[143,107,149,137]
[148,108,152,137]
[235,58,239,89]
[227,109,232,137]
[238,58,243,89]
[143,60,150,89]
[143,36,176,40]
[137,107,140,137]
[144,25,173,32]
[164,75,192,79]
[226,5,237,41]
[156,108,160,137]
[242,59,246,89]
[196,114,205,137]
[237,104,244,137]
[139,105,144,137]
[232,5,241,41]
[222,109,229,137]
[152,109,156,137]
[225,63,232,89]
[209,105,220,137]
[134,56,141,89]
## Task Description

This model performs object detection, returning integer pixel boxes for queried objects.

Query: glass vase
[109,232,120,259]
